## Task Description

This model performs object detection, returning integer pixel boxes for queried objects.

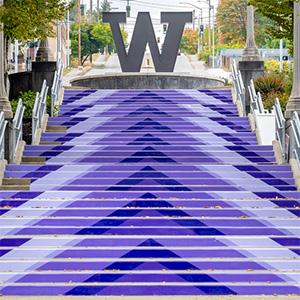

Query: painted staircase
[0,89,299,297]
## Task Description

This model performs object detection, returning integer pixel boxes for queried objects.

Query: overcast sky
[82,0,219,24]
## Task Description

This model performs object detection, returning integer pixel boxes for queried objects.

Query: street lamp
[179,2,204,56]
[198,0,211,51]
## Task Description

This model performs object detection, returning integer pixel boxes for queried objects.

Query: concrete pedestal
[239,60,264,113]
[9,62,57,100]
[31,62,56,95]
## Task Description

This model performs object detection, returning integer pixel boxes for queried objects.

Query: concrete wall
[70,73,225,90]
[9,62,56,100]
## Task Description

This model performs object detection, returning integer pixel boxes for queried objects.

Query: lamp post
[242,5,260,61]
[179,2,205,56]
[285,2,300,119]
[207,0,211,52]
[211,5,215,68]
[0,0,13,119]
[77,0,82,67]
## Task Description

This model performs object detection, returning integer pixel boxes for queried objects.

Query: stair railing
[51,59,64,117]
[290,111,300,162]
[231,60,246,116]
[273,98,287,162]
[0,112,7,160]
[248,79,266,114]
[32,80,49,144]
[11,99,25,163]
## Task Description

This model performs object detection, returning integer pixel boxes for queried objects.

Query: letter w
[103,12,192,72]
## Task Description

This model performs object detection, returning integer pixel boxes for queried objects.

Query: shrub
[264,60,290,74]
[254,73,285,95]
[198,50,210,64]
[261,91,289,112]
[11,90,51,120]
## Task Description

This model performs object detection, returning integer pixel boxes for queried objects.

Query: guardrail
[11,99,25,163]
[32,80,49,144]
[247,79,276,145]
[248,79,266,114]
[231,60,246,116]
[290,112,300,162]
[274,98,287,162]
[0,112,7,160]
[51,59,64,117]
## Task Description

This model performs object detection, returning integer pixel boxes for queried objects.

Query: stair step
[0,88,298,297]
[0,185,30,190]
[21,156,46,164]
[46,125,68,132]
[39,141,63,145]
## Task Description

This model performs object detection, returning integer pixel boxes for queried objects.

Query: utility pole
[67,9,70,68]
[207,0,211,52]
[90,0,93,22]
[212,5,215,68]
[77,0,81,67]
[97,0,100,22]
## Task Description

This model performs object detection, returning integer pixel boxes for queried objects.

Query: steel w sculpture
[103,12,193,72]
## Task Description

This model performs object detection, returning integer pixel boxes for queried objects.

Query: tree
[70,21,116,64]
[180,28,198,54]
[249,0,294,43]
[92,21,113,52]
[101,0,111,12]
[0,0,70,41]
[216,0,274,48]
[71,22,99,65]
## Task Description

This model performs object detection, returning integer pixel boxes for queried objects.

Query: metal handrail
[32,80,49,144]
[51,59,64,117]
[274,98,286,161]
[248,79,266,114]
[11,99,25,163]
[231,60,245,116]
[291,112,300,162]
[0,112,8,160]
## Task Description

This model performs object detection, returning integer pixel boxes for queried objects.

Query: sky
[82,0,219,24]
[81,0,219,38]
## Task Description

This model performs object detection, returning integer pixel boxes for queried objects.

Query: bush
[264,60,290,74]
[254,73,285,95]
[198,50,211,64]
[261,91,289,112]
[254,73,291,112]
[11,90,51,120]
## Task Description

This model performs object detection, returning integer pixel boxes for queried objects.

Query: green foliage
[71,22,101,64]
[180,28,198,54]
[262,91,289,111]
[11,90,51,120]
[198,50,211,64]
[249,0,300,52]
[264,60,291,74]
[254,73,292,112]
[216,0,274,47]
[92,22,114,50]
[255,73,285,94]
[70,21,126,64]
[0,0,70,41]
